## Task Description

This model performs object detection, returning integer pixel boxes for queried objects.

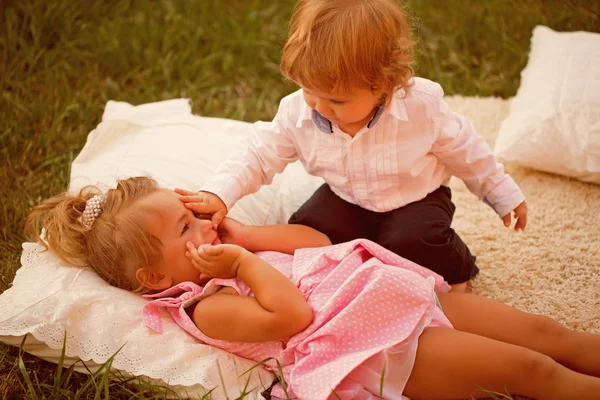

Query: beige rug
[446,96,599,335]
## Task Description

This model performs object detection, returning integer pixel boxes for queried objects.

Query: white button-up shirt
[201,78,525,217]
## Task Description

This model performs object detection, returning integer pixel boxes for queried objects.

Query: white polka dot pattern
[143,239,452,400]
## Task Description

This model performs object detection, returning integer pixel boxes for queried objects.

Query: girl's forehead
[140,191,183,230]
[138,190,181,214]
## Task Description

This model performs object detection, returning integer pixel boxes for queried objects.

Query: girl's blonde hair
[25,176,163,292]
[281,0,415,97]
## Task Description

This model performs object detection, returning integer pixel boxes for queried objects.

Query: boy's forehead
[303,85,358,98]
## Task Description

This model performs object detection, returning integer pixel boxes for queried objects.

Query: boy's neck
[337,106,381,137]
[338,121,365,137]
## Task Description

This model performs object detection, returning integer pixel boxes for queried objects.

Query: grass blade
[51,330,68,397]
[379,359,387,399]
[17,336,39,400]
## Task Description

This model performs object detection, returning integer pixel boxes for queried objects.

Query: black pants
[288,184,479,284]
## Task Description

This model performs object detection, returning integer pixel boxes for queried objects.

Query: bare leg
[437,292,600,377]
[403,327,600,400]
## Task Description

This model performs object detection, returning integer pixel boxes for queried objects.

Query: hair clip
[81,194,105,228]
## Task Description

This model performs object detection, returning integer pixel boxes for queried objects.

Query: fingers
[174,188,197,196]
[514,210,528,231]
[501,202,528,231]
[501,213,511,228]
[177,192,227,223]
[181,197,217,216]
[178,194,204,203]
[201,243,224,256]
[185,242,223,262]
[211,210,226,229]
[513,201,528,231]
[183,201,212,214]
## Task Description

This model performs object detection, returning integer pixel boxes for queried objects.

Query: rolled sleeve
[483,176,526,217]
[199,174,245,212]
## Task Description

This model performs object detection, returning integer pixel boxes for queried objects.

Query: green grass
[1,0,598,397]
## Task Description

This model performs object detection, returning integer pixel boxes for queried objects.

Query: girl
[26,177,600,400]
[182,0,528,292]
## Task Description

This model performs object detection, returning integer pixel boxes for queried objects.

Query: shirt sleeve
[199,96,299,210]
[431,95,525,217]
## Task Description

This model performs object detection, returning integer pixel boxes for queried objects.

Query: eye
[330,99,346,105]
[181,223,189,235]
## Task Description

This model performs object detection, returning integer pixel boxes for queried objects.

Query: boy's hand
[175,189,227,228]
[219,217,248,246]
[186,242,246,279]
[501,201,528,231]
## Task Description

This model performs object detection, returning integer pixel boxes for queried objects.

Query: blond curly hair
[25,177,163,292]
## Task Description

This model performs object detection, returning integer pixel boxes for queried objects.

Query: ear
[135,267,173,291]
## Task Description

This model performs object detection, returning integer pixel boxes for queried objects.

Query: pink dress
[142,239,452,400]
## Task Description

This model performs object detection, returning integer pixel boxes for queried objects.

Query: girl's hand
[186,242,245,279]
[218,217,247,246]
[175,188,227,228]
[501,201,528,231]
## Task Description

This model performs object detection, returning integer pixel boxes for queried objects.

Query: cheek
[334,105,352,118]
[303,93,316,109]
[351,103,374,119]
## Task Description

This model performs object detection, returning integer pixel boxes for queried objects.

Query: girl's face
[301,85,385,135]
[136,190,221,289]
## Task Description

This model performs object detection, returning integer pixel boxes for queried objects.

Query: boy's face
[138,190,221,289]
[301,85,385,134]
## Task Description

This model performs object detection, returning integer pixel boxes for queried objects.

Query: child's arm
[187,243,313,342]
[178,95,301,226]
[220,217,331,254]
[242,224,332,253]
[430,94,527,230]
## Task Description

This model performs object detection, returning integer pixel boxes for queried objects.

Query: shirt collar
[296,89,409,134]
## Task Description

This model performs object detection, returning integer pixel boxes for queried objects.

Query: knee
[529,314,568,343]
[499,349,561,398]
[519,351,559,386]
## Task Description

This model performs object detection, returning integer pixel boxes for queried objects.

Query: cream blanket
[447,96,599,334]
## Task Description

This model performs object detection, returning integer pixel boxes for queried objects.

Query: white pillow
[0,99,324,399]
[494,25,600,184]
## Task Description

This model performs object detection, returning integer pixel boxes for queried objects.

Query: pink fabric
[143,240,452,400]
[200,77,525,217]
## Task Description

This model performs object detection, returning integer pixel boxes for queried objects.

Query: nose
[195,219,213,236]
[198,218,213,233]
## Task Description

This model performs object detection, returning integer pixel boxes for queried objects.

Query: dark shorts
[288,184,479,284]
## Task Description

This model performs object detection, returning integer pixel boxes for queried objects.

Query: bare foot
[449,282,468,293]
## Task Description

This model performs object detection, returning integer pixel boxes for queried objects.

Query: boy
[179,0,527,291]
